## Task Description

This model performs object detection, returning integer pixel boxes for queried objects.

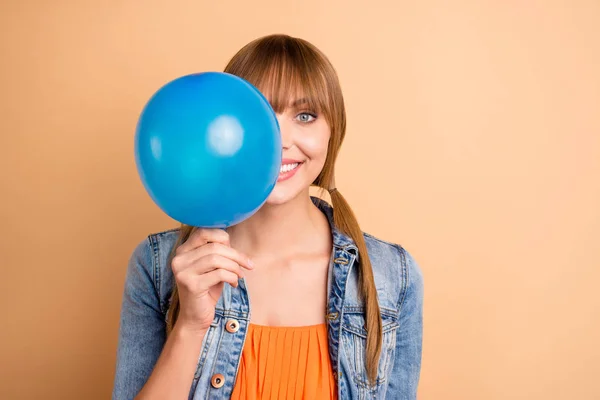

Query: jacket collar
[311,196,359,258]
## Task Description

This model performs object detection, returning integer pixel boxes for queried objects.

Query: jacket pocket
[341,307,398,389]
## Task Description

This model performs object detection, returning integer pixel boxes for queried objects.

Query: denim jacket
[113,198,423,399]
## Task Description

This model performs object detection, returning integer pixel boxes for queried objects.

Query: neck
[227,191,331,258]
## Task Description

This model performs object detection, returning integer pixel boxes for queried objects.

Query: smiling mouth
[280,162,300,173]
[277,161,304,182]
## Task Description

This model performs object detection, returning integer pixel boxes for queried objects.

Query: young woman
[113,34,423,400]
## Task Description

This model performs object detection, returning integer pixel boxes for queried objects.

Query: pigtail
[328,187,383,384]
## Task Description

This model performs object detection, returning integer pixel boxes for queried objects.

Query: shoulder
[362,232,424,313]
[130,227,181,270]
[128,227,181,313]
[146,227,181,255]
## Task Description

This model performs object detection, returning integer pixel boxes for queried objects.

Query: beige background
[1,1,599,399]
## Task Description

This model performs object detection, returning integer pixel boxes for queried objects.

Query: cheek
[297,126,330,161]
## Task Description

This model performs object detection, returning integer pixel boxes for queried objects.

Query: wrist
[172,321,209,339]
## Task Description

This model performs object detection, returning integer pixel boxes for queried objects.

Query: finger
[182,242,254,270]
[198,268,240,290]
[175,253,246,279]
[180,268,240,292]
[172,243,254,275]
[177,228,230,254]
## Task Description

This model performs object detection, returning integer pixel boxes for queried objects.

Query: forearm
[136,324,206,400]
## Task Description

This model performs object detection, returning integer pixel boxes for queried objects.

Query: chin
[264,185,304,206]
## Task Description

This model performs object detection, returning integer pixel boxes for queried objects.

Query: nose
[276,114,292,149]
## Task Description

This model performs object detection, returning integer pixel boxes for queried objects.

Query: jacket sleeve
[112,238,167,400]
[388,246,424,399]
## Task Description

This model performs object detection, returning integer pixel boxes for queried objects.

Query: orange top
[230,323,337,400]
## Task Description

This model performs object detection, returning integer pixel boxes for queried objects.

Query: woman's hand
[171,228,253,333]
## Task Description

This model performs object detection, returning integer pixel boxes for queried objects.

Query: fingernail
[248,258,255,268]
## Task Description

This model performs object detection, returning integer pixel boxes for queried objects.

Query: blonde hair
[166,34,382,384]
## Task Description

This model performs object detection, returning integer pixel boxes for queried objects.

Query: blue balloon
[135,72,281,227]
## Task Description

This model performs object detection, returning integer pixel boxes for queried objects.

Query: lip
[277,159,304,182]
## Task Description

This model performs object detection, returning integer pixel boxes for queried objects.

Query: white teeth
[280,163,299,173]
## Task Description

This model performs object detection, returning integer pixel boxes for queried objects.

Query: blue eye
[296,112,317,123]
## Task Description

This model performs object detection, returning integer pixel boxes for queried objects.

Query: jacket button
[225,318,240,333]
[211,373,225,388]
